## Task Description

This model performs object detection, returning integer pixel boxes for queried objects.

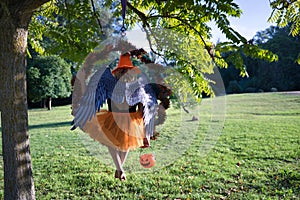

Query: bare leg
[108,146,126,181]
[108,146,123,171]
[118,150,129,165]
[117,150,128,181]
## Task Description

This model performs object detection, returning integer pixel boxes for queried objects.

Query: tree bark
[0,1,49,199]
[43,98,47,109]
[47,97,52,110]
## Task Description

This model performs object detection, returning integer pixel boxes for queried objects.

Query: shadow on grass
[29,121,71,130]
[0,121,71,132]
[250,112,300,116]
[243,169,300,198]
[268,170,300,196]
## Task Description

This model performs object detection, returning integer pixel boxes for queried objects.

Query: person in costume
[71,53,158,181]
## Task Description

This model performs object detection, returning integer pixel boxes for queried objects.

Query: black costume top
[107,98,139,113]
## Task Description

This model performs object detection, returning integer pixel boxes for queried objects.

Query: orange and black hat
[112,53,141,74]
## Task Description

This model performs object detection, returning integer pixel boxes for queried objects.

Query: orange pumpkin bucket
[139,153,156,168]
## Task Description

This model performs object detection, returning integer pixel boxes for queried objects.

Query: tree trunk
[0,1,50,199]
[0,13,36,200]
[43,98,47,109]
[47,97,52,110]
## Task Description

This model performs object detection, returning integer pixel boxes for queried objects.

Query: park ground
[0,92,299,199]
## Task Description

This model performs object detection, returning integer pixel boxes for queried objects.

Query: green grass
[0,93,299,199]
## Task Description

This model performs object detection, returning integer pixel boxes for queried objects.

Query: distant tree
[222,25,300,93]
[255,26,300,63]
[255,25,300,91]
[27,55,72,110]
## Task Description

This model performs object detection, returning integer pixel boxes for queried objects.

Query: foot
[114,170,126,181]
[114,170,119,178]
[140,138,150,148]
[119,171,126,181]
[150,131,160,140]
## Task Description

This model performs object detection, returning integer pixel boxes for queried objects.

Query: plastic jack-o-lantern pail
[140,153,156,168]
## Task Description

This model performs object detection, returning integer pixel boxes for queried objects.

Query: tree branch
[152,14,216,60]
[126,3,217,61]
[126,1,150,28]
[269,0,297,10]
[90,0,103,33]
[127,2,164,56]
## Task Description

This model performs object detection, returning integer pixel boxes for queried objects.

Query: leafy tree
[29,0,110,62]
[30,0,278,98]
[0,0,296,199]
[269,0,300,63]
[269,0,300,37]
[27,55,72,110]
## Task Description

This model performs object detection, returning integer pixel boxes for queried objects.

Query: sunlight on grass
[0,93,299,199]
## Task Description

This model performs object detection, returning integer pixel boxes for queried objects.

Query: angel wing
[124,73,158,140]
[71,67,117,130]
[71,68,158,140]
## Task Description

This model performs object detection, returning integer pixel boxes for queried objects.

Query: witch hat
[112,53,141,74]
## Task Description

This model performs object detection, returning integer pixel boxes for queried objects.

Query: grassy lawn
[0,93,299,199]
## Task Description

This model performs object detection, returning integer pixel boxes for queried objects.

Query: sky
[211,0,275,42]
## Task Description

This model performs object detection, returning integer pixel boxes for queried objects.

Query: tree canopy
[29,0,279,100]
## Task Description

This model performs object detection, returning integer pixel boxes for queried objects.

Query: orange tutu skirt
[82,110,145,151]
